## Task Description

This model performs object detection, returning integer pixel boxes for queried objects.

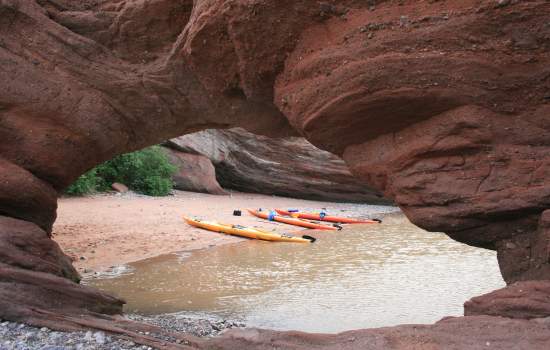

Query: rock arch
[0,0,549,348]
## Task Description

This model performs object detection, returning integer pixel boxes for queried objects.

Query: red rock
[167,128,386,203]
[0,0,549,347]
[206,316,550,350]
[273,1,550,282]
[464,280,550,319]
[111,182,129,193]
[165,148,227,195]
[496,210,550,283]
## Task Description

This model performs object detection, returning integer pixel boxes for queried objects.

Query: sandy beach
[53,190,398,275]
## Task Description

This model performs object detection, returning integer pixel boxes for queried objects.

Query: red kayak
[275,209,381,224]
[247,209,338,230]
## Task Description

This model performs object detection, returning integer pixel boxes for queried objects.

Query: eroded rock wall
[167,128,386,202]
[0,0,549,347]
[272,0,550,282]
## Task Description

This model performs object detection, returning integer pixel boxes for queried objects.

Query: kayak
[183,216,316,243]
[247,209,338,230]
[275,209,382,224]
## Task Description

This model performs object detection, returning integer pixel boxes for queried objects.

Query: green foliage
[65,146,177,196]
[65,169,99,196]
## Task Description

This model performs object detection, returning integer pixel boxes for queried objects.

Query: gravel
[0,313,245,350]
[127,314,244,338]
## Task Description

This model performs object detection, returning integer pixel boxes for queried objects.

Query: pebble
[0,313,245,349]
[84,331,93,341]
[94,331,106,344]
[495,0,511,8]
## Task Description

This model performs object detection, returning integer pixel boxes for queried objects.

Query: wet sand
[53,190,397,275]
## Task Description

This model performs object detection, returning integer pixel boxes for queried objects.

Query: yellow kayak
[183,216,316,243]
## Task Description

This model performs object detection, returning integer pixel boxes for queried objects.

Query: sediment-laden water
[90,214,505,333]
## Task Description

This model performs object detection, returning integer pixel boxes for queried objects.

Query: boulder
[167,128,386,202]
[465,280,550,319]
[165,148,227,195]
[110,182,128,193]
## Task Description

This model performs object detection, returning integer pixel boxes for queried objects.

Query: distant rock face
[0,0,549,347]
[167,129,386,203]
[165,148,227,195]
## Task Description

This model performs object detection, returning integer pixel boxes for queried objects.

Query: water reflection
[90,214,505,333]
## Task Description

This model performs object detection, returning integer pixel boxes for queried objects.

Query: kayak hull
[275,209,381,224]
[247,209,337,230]
[183,216,314,243]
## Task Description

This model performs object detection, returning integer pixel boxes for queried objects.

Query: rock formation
[167,128,386,202]
[165,148,228,195]
[465,280,550,319]
[0,0,549,348]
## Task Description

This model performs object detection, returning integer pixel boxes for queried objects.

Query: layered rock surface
[272,0,550,283]
[465,280,550,319]
[167,128,385,202]
[0,0,549,348]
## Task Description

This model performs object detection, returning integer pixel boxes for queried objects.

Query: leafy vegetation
[65,146,177,196]
[65,169,99,196]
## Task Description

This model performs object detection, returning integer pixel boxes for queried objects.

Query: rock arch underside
[0,0,549,348]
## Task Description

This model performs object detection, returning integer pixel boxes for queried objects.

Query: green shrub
[65,146,177,196]
[65,169,99,196]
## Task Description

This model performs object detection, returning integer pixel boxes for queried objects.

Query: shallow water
[90,214,505,333]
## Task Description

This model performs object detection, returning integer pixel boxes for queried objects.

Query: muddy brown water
[90,214,505,333]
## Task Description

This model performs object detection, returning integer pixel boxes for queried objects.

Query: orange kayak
[275,209,382,224]
[247,209,338,230]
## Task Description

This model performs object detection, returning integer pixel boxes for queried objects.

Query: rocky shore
[0,314,245,350]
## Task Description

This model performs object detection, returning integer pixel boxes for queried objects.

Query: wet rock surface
[166,128,386,203]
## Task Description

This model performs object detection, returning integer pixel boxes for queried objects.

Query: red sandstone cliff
[0,0,549,348]
[166,128,387,202]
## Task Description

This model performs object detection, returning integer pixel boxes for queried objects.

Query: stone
[83,331,92,341]
[275,2,550,281]
[167,128,386,203]
[495,0,511,8]
[464,280,550,319]
[111,183,129,193]
[207,316,550,349]
[0,0,548,348]
[164,148,227,195]
[94,331,106,344]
